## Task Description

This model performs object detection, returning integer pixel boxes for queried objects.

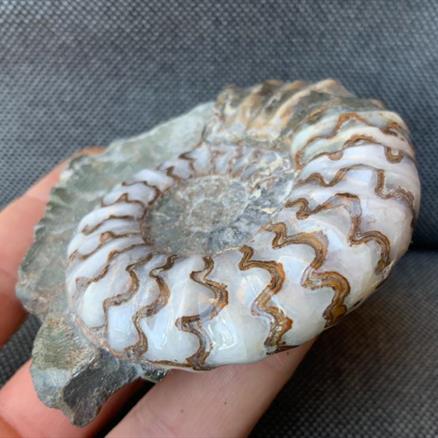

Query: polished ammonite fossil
[18,79,420,424]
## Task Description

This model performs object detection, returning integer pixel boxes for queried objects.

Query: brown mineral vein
[286,194,391,274]
[127,255,178,356]
[382,120,411,139]
[80,181,163,242]
[165,166,182,182]
[265,223,350,326]
[81,214,138,235]
[122,179,159,190]
[294,112,410,169]
[317,134,407,164]
[122,180,162,203]
[69,231,142,261]
[290,98,385,134]
[101,192,147,209]
[374,171,417,224]
[178,150,196,173]
[295,164,417,225]
[102,254,155,338]
[175,256,229,370]
[238,245,292,350]
[71,242,145,306]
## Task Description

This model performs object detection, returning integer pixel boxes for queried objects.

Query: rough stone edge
[15,102,213,426]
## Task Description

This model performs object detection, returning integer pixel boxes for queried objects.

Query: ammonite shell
[66,79,420,370]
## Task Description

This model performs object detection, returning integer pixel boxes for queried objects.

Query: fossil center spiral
[64,79,420,375]
[143,151,294,256]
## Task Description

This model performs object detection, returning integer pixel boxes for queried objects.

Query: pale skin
[0,154,313,438]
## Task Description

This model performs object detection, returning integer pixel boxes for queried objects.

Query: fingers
[0,163,65,346]
[0,284,26,348]
[1,144,310,438]
[0,361,144,438]
[109,341,313,438]
[0,348,312,438]
[0,147,103,346]
[0,146,140,438]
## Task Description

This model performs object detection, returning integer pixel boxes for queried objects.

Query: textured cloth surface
[0,1,437,437]
[0,0,436,246]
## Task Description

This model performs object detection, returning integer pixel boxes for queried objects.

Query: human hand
[0,155,312,438]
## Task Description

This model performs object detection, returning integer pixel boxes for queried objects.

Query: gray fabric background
[0,1,437,436]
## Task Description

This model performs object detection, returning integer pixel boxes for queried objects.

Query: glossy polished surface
[66,80,420,370]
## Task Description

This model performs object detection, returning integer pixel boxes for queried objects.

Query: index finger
[0,163,65,346]
[0,147,102,346]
